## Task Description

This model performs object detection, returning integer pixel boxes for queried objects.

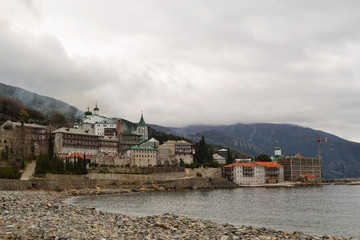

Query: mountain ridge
[0,82,83,122]
[1,82,359,179]
[150,123,360,179]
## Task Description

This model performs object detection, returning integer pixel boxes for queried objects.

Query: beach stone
[0,190,356,240]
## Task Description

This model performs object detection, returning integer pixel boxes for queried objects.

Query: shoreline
[1,190,358,239]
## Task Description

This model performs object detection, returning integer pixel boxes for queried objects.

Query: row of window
[135,155,155,158]
[63,145,97,150]
[63,134,98,140]
[64,140,98,145]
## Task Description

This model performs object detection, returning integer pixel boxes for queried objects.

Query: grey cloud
[1,0,360,142]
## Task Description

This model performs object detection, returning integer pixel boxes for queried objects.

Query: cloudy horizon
[1,0,360,142]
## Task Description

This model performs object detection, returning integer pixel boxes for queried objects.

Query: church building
[136,112,148,141]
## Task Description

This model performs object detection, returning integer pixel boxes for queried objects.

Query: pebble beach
[0,190,357,240]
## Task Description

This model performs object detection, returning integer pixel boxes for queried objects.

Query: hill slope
[150,123,360,179]
[0,82,83,122]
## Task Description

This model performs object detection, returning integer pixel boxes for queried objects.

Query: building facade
[0,121,48,161]
[271,143,322,182]
[164,140,194,164]
[224,162,284,185]
[275,154,322,182]
[127,146,157,167]
[213,153,226,164]
[136,113,148,141]
[53,127,100,155]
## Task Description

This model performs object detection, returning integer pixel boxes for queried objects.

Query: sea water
[68,185,360,238]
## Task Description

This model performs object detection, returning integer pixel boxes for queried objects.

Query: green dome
[93,104,99,111]
[138,113,146,127]
[84,107,92,116]
[275,146,281,150]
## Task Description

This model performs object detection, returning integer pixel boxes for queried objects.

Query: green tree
[255,154,271,162]
[195,136,213,164]
[17,110,30,123]
[226,147,234,165]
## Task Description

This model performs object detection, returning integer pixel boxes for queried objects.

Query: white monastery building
[224,162,284,185]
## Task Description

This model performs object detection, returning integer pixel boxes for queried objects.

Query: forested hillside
[150,123,360,179]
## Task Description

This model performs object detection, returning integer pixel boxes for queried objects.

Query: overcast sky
[1,0,360,142]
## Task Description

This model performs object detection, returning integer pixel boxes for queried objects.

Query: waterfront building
[271,143,322,182]
[297,174,316,183]
[224,161,284,185]
[0,121,48,161]
[275,154,322,182]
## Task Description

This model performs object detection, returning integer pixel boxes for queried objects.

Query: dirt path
[20,161,36,180]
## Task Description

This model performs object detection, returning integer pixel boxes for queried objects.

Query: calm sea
[68,185,360,238]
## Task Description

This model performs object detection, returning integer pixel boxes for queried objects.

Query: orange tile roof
[224,162,283,168]
[256,162,283,167]
[301,174,315,178]
[67,153,91,160]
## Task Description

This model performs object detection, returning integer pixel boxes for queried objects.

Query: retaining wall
[1,174,237,191]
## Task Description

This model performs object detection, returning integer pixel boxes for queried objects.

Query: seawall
[0,175,237,191]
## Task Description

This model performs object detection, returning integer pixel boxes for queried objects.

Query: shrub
[0,167,21,179]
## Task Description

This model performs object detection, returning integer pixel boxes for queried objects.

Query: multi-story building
[275,154,322,182]
[164,140,194,164]
[94,120,117,137]
[53,127,100,155]
[158,144,177,166]
[216,148,228,159]
[0,121,48,161]
[213,153,226,164]
[79,104,119,138]
[271,144,322,182]
[224,162,284,185]
[99,137,119,154]
[127,146,158,167]
[120,132,142,152]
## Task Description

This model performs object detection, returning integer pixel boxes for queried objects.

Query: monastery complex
[0,104,194,168]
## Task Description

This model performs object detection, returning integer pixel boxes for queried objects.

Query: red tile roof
[300,174,315,178]
[224,162,283,168]
[256,162,283,167]
[67,153,91,160]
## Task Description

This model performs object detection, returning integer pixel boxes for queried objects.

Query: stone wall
[87,171,186,183]
[0,177,97,191]
[91,166,184,174]
[90,155,130,166]
[0,179,33,191]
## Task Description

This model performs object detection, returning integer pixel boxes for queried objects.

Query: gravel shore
[0,190,357,239]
